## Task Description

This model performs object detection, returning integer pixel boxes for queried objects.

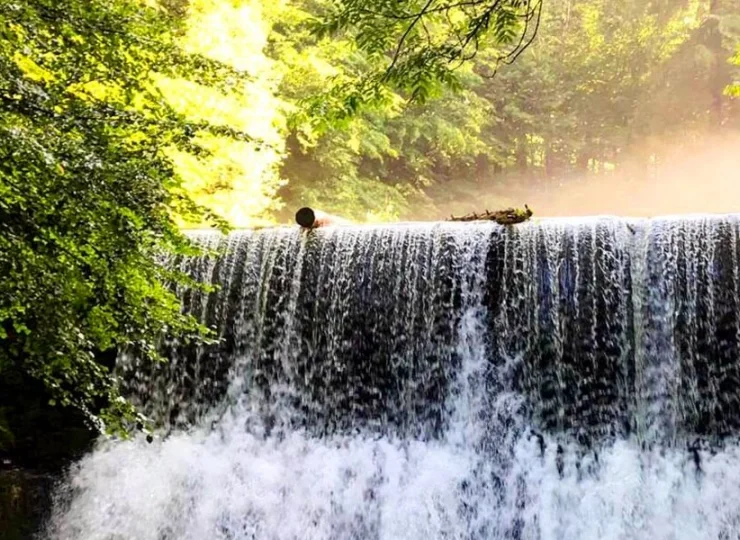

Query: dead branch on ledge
[448,205,533,225]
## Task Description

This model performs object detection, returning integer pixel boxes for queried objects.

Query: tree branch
[382,0,435,81]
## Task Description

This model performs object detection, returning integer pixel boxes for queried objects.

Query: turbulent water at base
[46,216,740,540]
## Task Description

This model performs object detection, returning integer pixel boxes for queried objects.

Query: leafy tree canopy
[299,0,542,122]
[319,0,542,96]
[0,0,242,441]
[729,45,740,96]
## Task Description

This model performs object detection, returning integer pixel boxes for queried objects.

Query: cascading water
[46,216,740,539]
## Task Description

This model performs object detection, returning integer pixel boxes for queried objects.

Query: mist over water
[528,136,740,217]
[47,218,740,539]
[431,135,740,220]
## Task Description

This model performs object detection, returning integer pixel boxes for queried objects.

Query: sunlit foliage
[728,46,740,96]
[159,0,287,227]
[0,0,239,440]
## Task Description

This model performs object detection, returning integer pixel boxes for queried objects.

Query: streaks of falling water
[47,216,740,540]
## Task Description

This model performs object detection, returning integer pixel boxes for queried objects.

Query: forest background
[147,0,740,224]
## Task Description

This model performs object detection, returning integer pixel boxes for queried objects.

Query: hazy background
[476,134,740,217]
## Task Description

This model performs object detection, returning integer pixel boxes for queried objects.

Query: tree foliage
[313,0,543,102]
[159,0,287,227]
[0,0,241,441]
[729,44,740,96]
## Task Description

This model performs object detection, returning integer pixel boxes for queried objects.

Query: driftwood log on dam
[448,205,533,225]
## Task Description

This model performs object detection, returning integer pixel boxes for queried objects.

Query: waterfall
[46,217,740,539]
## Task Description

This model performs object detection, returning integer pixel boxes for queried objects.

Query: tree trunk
[515,138,528,173]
